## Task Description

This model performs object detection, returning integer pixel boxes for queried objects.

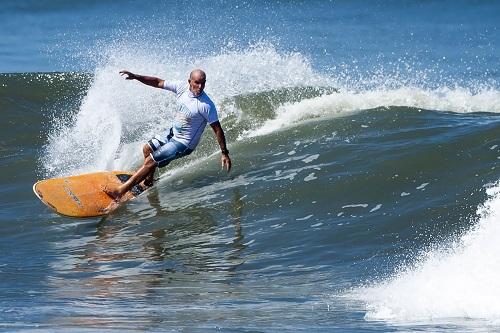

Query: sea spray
[357,180,500,322]
[40,44,328,177]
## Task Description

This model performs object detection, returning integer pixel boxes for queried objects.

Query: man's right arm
[120,70,165,88]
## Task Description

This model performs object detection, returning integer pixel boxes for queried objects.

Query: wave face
[1,0,500,332]
[4,46,499,330]
[35,43,500,180]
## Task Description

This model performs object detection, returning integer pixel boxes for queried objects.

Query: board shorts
[148,128,193,168]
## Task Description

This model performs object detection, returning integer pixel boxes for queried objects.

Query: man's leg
[142,143,156,187]
[104,155,157,200]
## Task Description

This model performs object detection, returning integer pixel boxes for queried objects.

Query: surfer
[104,69,231,200]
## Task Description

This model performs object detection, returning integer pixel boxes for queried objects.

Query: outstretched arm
[210,121,232,172]
[120,70,165,88]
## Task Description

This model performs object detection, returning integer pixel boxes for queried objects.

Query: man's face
[188,73,206,96]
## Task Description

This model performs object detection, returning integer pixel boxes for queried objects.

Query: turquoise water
[1,1,500,332]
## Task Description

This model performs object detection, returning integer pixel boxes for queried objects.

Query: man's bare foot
[102,185,123,201]
[141,180,153,189]
[143,176,154,187]
[102,200,120,214]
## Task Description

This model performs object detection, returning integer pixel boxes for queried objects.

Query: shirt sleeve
[163,81,179,93]
[206,100,219,124]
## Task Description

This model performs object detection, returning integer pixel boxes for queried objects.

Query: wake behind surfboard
[33,171,145,217]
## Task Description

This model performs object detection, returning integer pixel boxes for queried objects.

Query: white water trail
[355,181,500,322]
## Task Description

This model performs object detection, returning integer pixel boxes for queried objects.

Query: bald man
[104,69,231,200]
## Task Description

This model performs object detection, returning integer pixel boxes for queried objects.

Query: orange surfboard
[33,171,144,217]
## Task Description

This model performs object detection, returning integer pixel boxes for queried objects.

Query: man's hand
[210,121,232,173]
[119,70,164,88]
[221,154,231,172]
[119,70,136,80]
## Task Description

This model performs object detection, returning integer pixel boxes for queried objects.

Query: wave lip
[245,86,500,138]
[355,181,500,323]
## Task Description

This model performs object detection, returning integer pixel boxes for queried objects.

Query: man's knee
[143,143,153,157]
[144,155,157,169]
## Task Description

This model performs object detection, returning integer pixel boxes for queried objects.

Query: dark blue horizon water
[1,1,500,332]
[1,0,498,85]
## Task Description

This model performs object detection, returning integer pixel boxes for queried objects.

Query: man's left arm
[210,121,231,172]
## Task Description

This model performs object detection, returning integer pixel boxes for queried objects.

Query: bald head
[188,69,207,96]
[190,69,206,81]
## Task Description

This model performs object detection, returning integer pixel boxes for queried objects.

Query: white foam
[304,173,317,182]
[245,86,500,138]
[342,204,369,209]
[369,204,382,213]
[296,214,314,221]
[302,154,320,164]
[416,183,430,190]
[355,180,500,322]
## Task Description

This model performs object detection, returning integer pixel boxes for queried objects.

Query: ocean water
[1,1,500,332]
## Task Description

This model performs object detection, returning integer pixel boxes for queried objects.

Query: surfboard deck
[33,171,144,217]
